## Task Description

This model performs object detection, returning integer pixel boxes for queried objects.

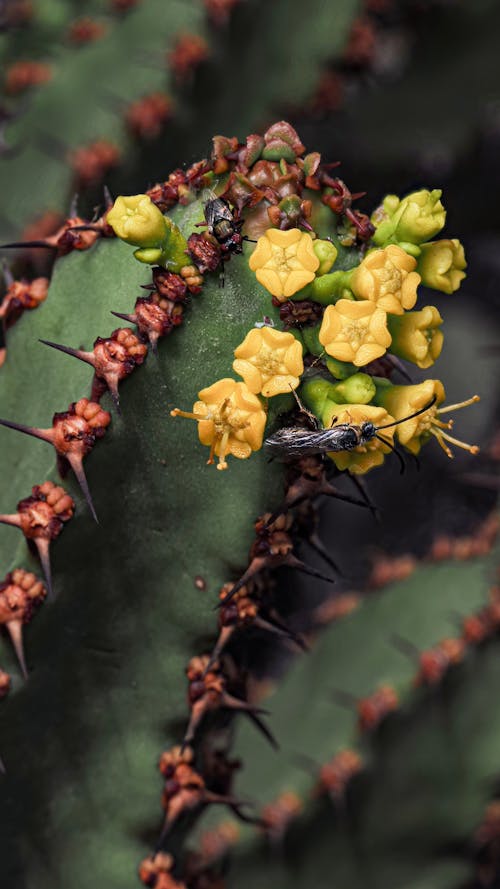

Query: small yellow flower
[377,380,480,457]
[417,239,467,294]
[319,299,391,367]
[351,245,420,315]
[107,194,167,247]
[248,228,319,301]
[321,402,396,475]
[387,306,443,369]
[372,189,446,247]
[233,327,303,397]
[170,378,267,471]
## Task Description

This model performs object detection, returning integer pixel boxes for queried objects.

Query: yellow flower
[351,245,420,315]
[372,189,446,247]
[377,380,480,457]
[319,299,391,367]
[233,327,303,397]
[387,306,443,369]
[321,402,396,475]
[107,194,167,247]
[170,378,267,471]
[417,239,467,294]
[248,228,319,301]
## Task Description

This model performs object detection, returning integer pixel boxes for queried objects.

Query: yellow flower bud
[319,299,391,367]
[417,239,466,294]
[377,380,479,457]
[387,306,443,369]
[372,189,446,247]
[107,194,167,247]
[171,378,267,471]
[248,228,319,301]
[322,402,395,475]
[350,245,420,315]
[233,327,303,398]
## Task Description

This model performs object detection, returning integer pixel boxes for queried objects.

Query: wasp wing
[264,426,354,458]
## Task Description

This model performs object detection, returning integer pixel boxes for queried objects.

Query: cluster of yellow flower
[107,186,478,474]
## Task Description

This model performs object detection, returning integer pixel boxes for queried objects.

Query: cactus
[195,530,500,889]
[0,117,488,889]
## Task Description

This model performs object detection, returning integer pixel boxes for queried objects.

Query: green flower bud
[107,194,167,247]
[417,239,466,294]
[133,247,163,264]
[372,189,446,247]
[301,324,323,357]
[300,378,338,419]
[309,269,354,305]
[328,373,376,405]
[325,356,357,380]
[313,239,338,275]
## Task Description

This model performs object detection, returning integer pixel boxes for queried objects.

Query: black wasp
[265,390,436,471]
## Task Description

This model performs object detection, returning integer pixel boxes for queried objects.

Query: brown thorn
[0,240,58,250]
[216,557,266,609]
[39,338,95,368]
[66,453,98,523]
[253,616,307,652]
[181,698,206,751]
[203,626,235,675]
[0,417,53,445]
[306,532,342,576]
[110,310,135,323]
[35,537,53,599]
[285,553,335,585]
[1,261,14,287]
[0,513,22,529]
[6,619,27,679]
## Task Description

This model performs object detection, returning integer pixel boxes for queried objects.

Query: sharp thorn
[0,513,21,529]
[306,534,342,576]
[255,615,308,651]
[110,310,134,323]
[0,417,52,444]
[35,538,53,599]
[6,620,27,679]
[0,240,57,250]
[69,193,79,218]
[0,754,6,774]
[39,339,95,367]
[1,260,13,286]
[103,185,114,208]
[66,454,98,523]
[286,554,335,585]
[202,626,234,675]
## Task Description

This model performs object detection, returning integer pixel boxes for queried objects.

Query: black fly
[265,392,437,471]
[203,195,244,255]
[199,192,256,286]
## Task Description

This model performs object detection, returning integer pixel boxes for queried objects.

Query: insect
[264,391,437,468]
[203,193,245,254]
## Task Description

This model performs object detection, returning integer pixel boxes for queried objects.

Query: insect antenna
[375,396,437,431]
[374,434,406,475]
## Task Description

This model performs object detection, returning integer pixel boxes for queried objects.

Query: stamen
[170,408,205,421]
[437,395,480,414]
[431,429,453,458]
[217,430,230,471]
[438,429,479,455]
